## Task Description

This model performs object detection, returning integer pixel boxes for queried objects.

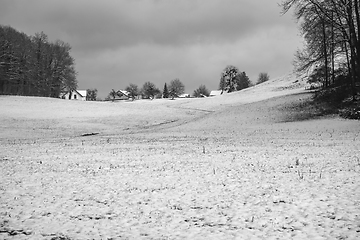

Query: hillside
[1,74,360,240]
[0,73,306,140]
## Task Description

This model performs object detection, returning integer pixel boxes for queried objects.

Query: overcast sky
[0,0,302,98]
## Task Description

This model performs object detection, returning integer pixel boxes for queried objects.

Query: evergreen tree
[218,76,226,94]
[236,71,251,90]
[163,83,169,98]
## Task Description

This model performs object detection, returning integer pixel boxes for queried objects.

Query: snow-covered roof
[209,90,222,96]
[118,90,130,96]
[178,93,190,98]
[76,90,87,97]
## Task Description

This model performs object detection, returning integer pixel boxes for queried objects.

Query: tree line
[106,78,186,101]
[107,67,269,101]
[106,78,214,101]
[281,0,360,100]
[0,25,77,97]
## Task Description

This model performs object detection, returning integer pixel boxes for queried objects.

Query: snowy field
[1,75,360,239]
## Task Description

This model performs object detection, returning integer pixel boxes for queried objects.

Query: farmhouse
[62,90,87,101]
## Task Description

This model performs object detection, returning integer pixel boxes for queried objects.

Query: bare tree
[142,82,160,99]
[256,72,270,85]
[0,25,78,97]
[86,88,98,101]
[280,0,359,99]
[125,84,139,100]
[109,89,118,101]
[168,78,185,99]
[193,84,210,97]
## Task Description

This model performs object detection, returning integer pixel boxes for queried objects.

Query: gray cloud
[1,0,292,49]
[0,0,302,98]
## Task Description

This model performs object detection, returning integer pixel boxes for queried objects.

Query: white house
[178,93,191,98]
[62,90,87,101]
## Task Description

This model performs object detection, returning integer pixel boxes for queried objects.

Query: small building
[115,90,130,100]
[105,90,131,101]
[62,90,87,101]
[209,90,223,97]
[178,93,191,98]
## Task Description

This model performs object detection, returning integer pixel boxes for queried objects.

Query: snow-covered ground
[1,74,360,239]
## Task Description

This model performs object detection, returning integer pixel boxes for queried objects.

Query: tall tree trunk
[331,11,335,85]
[345,42,351,83]
[322,18,329,88]
[347,1,358,99]
[354,0,360,86]
[350,54,357,101]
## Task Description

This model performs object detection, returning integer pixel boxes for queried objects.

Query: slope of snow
[1,74,359,239]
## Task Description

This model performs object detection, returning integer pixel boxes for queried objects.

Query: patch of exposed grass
[277,92,338,122]
[313,85,360,120]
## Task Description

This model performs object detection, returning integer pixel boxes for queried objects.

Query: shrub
[339,106,360,120]
[314,85,350,104]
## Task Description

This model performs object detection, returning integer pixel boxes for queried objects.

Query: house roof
[61,89,87,98]
[77,90,87,97]
[118,90,130,97]
[179,93,190,98]
[209,90,222,96]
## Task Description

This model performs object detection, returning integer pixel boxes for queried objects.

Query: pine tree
[236,71,251,90]
[218,76,226,94]
[163,83,169,98]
